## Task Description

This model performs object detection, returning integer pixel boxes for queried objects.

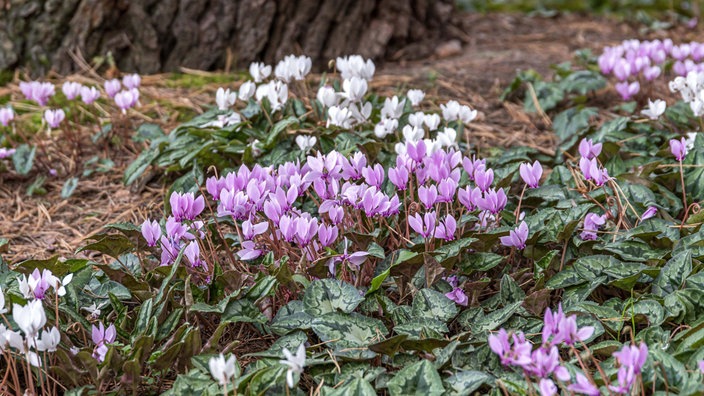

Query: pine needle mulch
[0,12,697,265]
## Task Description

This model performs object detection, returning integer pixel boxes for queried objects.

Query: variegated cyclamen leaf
[444,370,492,396]
[311,312,388,348]
[411,289,459,323]
[387,360,445,396]
[303,278,363,316]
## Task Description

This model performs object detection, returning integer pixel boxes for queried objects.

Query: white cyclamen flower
[55,273,73,297]
[249,62,272,83]
[684,132,698,151]
[407,89,425,106]
[425,138,442,155]
[82,302,101,319]
[395,142,407,155]
[209,353,238,385]
[216,88,237,110]
[342,77,367,102]
[381,96,405,119]
[402,125,423,143]
[408,112,426,129]
[255,80,289,112]
[275,55,312,82]
[350,101,372,123]
[317,86,338,107]
[13,300,46,339]
[36,326,60,352]
[441,100,461,121]
[295,136,317,153]
[641,99,666,120]
[327,106,353,129]
[0,286,6,314]
[459,104,478,124]
[437,127,457,147]
[691,98,704,117]
[424,114,441,131]
[374,118,398,139]
[238,81,256,101]
[280,343,306,388]
[336,55,375,81]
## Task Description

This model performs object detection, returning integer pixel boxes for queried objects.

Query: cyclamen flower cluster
[578,138,609,187]
[0,283,62,368]
[203,151,390,272]
[141,192,206,269]
[208,55,313,128]
[669,70,704,116]
[91,322,116,362]
[599,39,704,100]
[18,268,72,300]
[609,343,649,394]
[490,304,649,395]
[107,74,142,113]
[19,81,55,106]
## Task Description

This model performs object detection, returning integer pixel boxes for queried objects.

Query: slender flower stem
[514,184,527,224]
[679,159,687,215]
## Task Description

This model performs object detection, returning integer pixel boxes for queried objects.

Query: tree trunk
[0,0,456,76]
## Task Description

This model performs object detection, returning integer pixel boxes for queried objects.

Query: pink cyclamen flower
[317,223,338,247]
[408,211,436,238]
[519,160,543,188]
[114,89,138,113]
[698,360,704,374]
[434,214,457,241]
[500,221,529,249]
[542,304,565,346]
[0,107,14,126]
[80,86,101,104]
[613,60,632,81]
[559,315,595,346]
[44,109,65,128]
[388,166,409,190]
[445,287,468,306]
[568,373,600,396]
[104,79,121,98]
[615,81,640,100]
[20,81,55,106]
[418,185,438,209]
[406,140,427,163]
[170,192,205,221]
[669,137,687,161]
[476,188,507,214]
[579,138,602,160]
[141,220,161,247]
[238,240,263,260]
[612,343,648,374]
[488,329,532,367]
[184,241,205,268]
[474,167,494,192]
[643,65,661,81]
[122,73,141,89]
[462,156,486,180]
[580,157,609,186]
[641,206,657,221]
[539,379,557,396]
[92,322,116,362]
[328,237,368,273]
[62,81,83,100]
[0,148,15,159]
[581,212,607,241]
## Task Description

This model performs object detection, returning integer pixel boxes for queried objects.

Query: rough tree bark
[0,0,457,76]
